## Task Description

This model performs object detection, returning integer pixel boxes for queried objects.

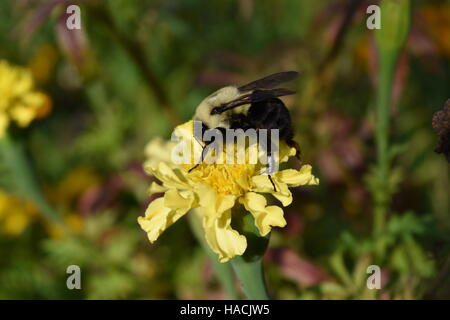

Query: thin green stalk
[374,50,397,236]
[188,211,239,299]
[373,0,410,237]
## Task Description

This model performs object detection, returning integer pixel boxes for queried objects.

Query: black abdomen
[229,97,294,144]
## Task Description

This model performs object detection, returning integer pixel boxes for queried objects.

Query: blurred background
[0,0,449,299]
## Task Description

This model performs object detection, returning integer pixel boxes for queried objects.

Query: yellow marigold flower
[29,44,58,84]
[45,166,101,206]
[45,212,84,239]
[0,191,39,236]
[0,60,51,137]
[42,166,100,239]
[138,120,319,262]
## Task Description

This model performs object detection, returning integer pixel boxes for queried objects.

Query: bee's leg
[258,132,278,192]
[188,163,200,173]
[189,122,206,173]
[268,174,277,192]
[188,143,208,173]
[266,150,278,192]
[288,139,302,162]
[188,132,223,172]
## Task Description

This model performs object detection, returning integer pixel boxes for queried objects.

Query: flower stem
[374,50,396,236]
[231,254,269,300]
[373,0,410,237]
[231,212,270,300]
[188,211,239,299]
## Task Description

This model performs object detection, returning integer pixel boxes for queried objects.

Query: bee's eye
[211,107,221,115]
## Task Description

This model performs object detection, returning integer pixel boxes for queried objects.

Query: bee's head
[193,86,242,128]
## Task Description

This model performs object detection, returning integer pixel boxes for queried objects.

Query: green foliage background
[0,0,449,299]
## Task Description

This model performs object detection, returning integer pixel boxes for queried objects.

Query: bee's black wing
[238,71,299,92]
[211,88,295,115]
[250,88,296,102]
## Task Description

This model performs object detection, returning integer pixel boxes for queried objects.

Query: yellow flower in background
[0,191,39,236]
[46,166,101,207]
[138,121,319,262]
[0,60,51,137]
[44,166,101,239]
[29,44,58,84]
[421,3,450,58]
[45,213,84,239]
[0,167,99,238]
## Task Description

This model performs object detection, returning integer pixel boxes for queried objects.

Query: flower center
[189,163,255,196]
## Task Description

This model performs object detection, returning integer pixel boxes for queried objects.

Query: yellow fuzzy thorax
[193,86,250,129]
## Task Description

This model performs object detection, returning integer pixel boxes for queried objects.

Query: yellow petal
[202,209,247,263]
[240,192,286,236]
[11,69,33,96]
[148,182,168,195]
[251,175,293,206]
[275,165,319,187]
[147,162,190,190]
[195,183,236,217]
[164,189,195,213]
[9,104,37,127]
[173,120,195,140]
[251,175,275,192]
[172,120,203,164]
[144,137,177,167]
[137,197,187,243]
[3,210,31,235]
[22,92,47,108]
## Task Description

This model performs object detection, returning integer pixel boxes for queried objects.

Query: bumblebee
[191,71,301,180]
